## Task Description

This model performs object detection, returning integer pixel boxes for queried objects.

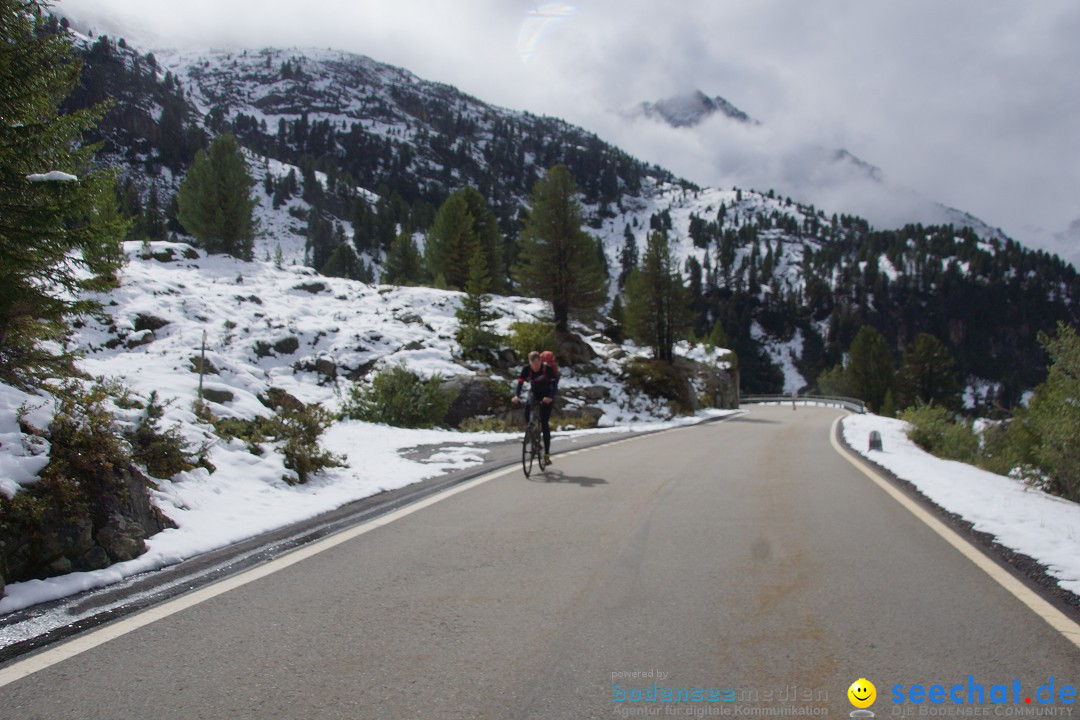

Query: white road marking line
[0,414,743,686]
[0,466,517,689]
[830,416,1080,651]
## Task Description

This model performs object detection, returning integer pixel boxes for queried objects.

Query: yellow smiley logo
[848,678,876,709]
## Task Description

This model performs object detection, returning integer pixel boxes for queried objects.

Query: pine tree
[177,133,256,260]
[1007,323,1080,501]
[306,210,335,271]
[321,243,363,281]
[0,0,128,386]
[623,232,692,363]
[846,325,895,412]
[460,187,504,292]
[896,333,960,410]
[455,248,501,361]
[512,165,607,332]
[618,224,637,290]
[424,187,501,291]
[351,198,375,254]
[424,191,474,290]
[143,185,166,240]
[383,232,424,285]
[604,294,625,343]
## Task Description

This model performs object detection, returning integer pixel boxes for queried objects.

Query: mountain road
[1,405,1077,718]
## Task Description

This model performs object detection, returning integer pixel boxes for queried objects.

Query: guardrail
[739,394,867,414]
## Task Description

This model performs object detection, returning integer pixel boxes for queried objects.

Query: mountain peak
[630,90,758,128]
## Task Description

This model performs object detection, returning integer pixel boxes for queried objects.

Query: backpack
[539,350,559,378]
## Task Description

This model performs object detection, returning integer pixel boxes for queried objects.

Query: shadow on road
[731,415,782,424]
[528,469,608,488]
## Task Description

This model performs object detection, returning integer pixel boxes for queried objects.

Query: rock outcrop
[0,464,175,593]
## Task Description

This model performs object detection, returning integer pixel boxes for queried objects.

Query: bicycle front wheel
[521,431,534,477]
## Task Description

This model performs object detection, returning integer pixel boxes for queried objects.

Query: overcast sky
[56,0,1080,262]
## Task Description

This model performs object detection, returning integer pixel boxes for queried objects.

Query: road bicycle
[520,390,547,477]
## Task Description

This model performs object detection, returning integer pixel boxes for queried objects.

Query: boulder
[555,331,598,366]
[273,336,300,355]
[496,349,519,369]
[260,387,305,413]
[576,385,610,403]
[96,512,148,563]
[0,458,175,588]
[314,357,338,378]
[672,356,739,410]
[201,387,234,404]
[395,311,424,325]
[134,313,170,332]
[37,515,95,572]
[442,375,506,428]
[295,357,339,380]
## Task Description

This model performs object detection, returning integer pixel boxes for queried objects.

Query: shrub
[43,383,133,497]
[459,416,517,433]
[508,321,558,362]
[272,403,345,485]
[343,365,457,428]
[128,391,197,479]
[989,325,1080,500]
[208,413,276,455]
[551,414,599,431]
[899,403,977,463]
[205,401,343,484]
[0,382,174,579]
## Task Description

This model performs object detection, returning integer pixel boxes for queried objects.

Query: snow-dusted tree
[177,133,256,260]
[0,0,127,386]
[512,165,607,332]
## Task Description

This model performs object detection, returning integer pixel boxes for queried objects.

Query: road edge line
[0,411,748,686]
[829,416,1080,651]
[0,465,517,689]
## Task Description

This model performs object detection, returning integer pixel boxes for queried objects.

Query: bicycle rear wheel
[534,426,547,471]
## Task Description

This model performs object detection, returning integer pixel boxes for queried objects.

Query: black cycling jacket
[515,363,558,400]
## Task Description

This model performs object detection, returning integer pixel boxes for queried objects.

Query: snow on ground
[9,239,1074,619]
[0,241,733,615]
[842,414,1080,597]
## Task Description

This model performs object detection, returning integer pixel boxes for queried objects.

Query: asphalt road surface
[1,406,1078,719]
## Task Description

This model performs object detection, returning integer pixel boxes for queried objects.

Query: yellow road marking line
[830,416,1080,651]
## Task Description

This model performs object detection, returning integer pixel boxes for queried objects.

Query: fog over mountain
[609,89,1017,255]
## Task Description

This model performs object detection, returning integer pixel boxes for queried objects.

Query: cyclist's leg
[540,402,553,454]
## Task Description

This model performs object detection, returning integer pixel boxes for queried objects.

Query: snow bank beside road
[842,414,1080,597]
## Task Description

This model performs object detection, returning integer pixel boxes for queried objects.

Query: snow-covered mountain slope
[71,242,729,424]
[64,35,1078,401]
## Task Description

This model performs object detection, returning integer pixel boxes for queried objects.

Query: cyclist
[511,350,558,464]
